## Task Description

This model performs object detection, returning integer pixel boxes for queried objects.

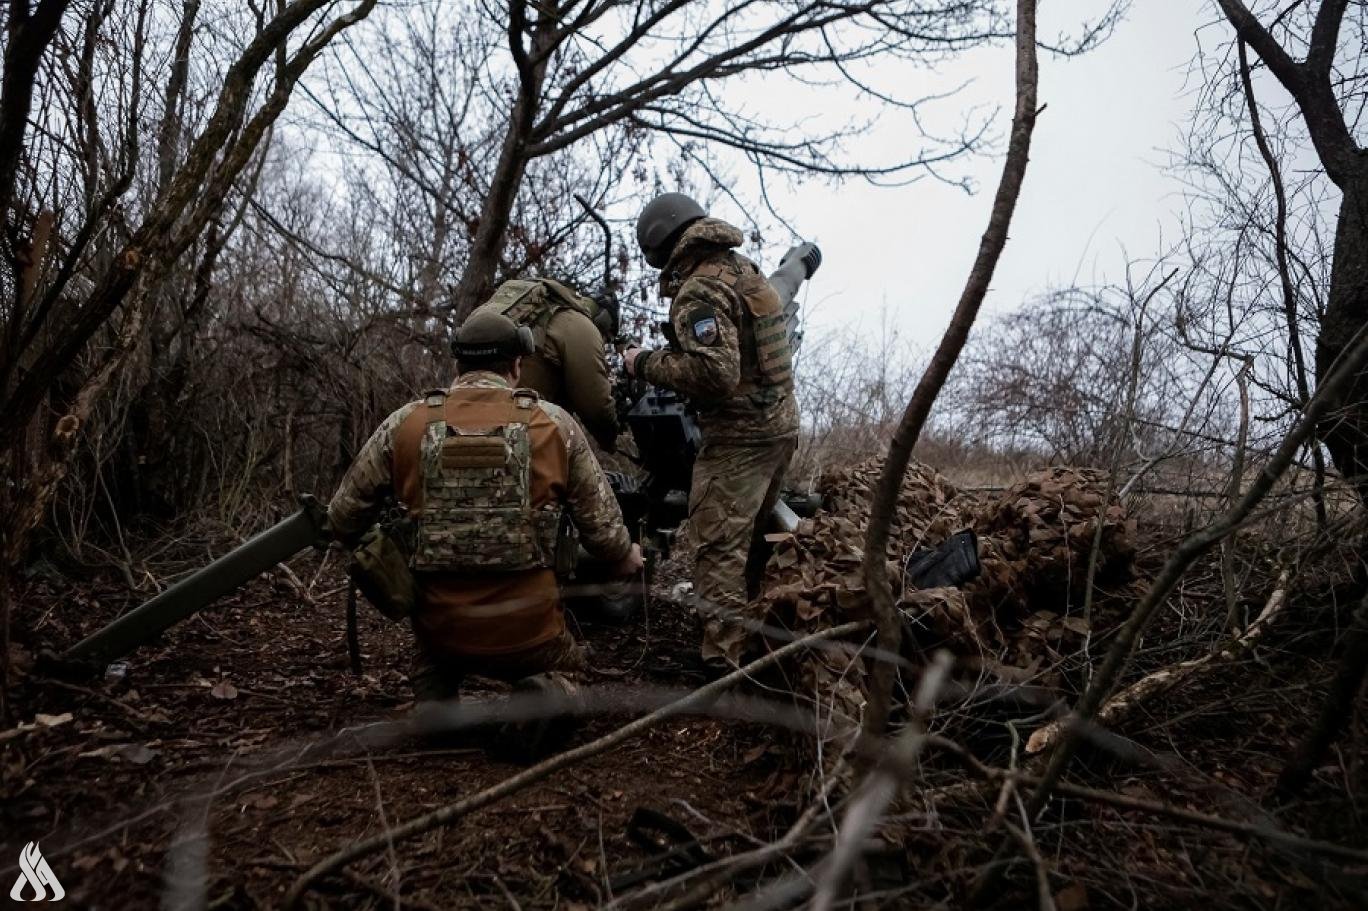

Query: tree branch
[858,0,1039,741]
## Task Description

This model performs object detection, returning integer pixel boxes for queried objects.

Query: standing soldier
[329,308,642,729]
[469,278,621,452]
[623,193,819,669]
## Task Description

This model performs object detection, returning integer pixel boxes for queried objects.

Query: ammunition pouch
[348,520,417,622]
[554,513,580,578]
[691,257,794,398]
[414,405,560,573]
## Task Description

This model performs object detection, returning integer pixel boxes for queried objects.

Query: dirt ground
[3,521,1367,909]
[2,552,807,909]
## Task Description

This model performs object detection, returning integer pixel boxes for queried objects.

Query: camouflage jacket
[328,372,630,564]
[637,218,799,444]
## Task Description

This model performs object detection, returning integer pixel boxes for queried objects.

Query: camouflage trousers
[687,436,797,664]
[409,627,586,703]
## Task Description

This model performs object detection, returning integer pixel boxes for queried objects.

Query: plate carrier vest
[690,257,794,403]
[408,389,562,573]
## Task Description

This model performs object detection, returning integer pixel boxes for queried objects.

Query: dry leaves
[755,458,1135,706]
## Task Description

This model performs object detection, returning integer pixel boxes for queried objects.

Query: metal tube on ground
[62,497,330,666]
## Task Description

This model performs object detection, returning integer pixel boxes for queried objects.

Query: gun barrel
[768,241,819,354]
[63,498,329,665]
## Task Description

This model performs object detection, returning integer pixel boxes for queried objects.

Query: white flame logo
[10,841,65,902]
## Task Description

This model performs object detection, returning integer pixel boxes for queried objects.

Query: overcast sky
[705,1,1216,355]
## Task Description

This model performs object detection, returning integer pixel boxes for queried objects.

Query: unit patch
[688,307,720,346]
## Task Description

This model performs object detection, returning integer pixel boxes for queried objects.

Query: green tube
[63,496,330,665]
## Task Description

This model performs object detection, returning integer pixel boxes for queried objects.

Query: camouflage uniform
[635,218,799,663]
[470,280,619,451]
[329,371,631,699]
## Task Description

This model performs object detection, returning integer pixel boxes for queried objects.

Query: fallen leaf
[242,792,280,811]
[1025,724,1055,754]
[211,682,239,700]
[1055,881,1089,911]
[73,854,103,872]
[78,746,121,759]
[1061,616,1091,635]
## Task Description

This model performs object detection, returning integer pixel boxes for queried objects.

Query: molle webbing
[397,390,562,573]
[488,280,552,332]
[691,257,794,398]
[486,279,594,355]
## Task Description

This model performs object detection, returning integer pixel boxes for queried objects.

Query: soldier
[623,193,818,668]
[469,278,621,451]
[328,308,643,715]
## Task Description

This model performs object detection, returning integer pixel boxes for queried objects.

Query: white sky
[706,1,1214,354]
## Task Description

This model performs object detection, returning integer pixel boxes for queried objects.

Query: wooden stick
[929,736,1368,866]
[1025,568,1291,754]
[858,0,1040,743]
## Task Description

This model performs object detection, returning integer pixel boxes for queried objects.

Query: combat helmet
[451,308,535,365]
[636,192,706,268]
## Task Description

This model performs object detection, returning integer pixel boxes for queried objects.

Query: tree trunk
[1316,176,1368,507]
[448,6,553,322]
[448,119,533,321]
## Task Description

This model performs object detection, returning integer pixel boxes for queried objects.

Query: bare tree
[0,0,380,713]
[1212,0,1368,508]
[432,0,1122,319]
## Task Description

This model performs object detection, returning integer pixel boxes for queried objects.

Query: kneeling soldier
[328,309,642,745]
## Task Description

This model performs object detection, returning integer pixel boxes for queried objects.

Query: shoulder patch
[687,306,720,346]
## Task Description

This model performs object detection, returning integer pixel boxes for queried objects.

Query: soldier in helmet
[624,193,818,668]
[469,278,621,452]
[329,308,643,718]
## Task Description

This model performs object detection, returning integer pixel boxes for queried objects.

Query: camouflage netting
[755,459,1137,733]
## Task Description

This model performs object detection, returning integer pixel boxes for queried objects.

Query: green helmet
[636,192,705,268]
[451,308,535,364]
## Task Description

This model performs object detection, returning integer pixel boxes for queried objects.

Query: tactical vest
[690,255,794,403]
[401,389,563,573]
[481,279,598,362]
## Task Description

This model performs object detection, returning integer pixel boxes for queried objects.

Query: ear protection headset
[516,325,535,355]
[450,316,536,361]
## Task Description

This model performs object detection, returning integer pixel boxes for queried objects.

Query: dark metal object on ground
[62,496,330,666]
[905,529,981,590]
[609,806,714,892]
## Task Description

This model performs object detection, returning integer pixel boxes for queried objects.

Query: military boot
[490,673,584,763]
